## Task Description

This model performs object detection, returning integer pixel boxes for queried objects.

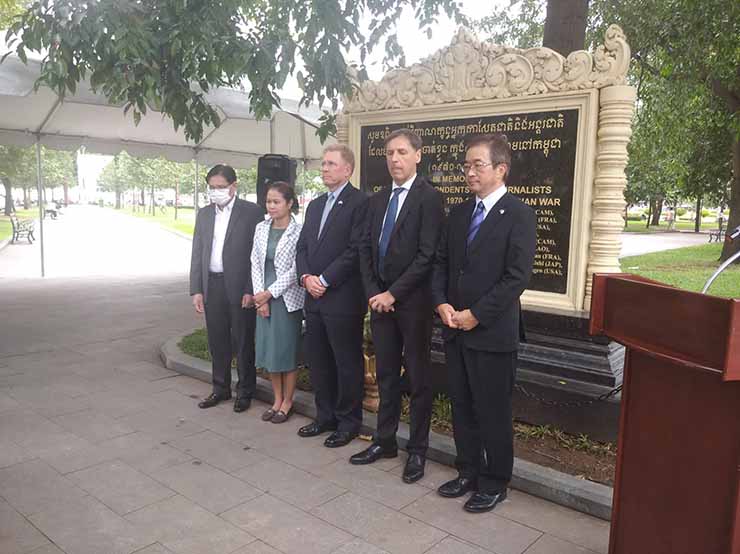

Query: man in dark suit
[351,128,445,484]
[296,144,368,448]
[432,134,536,513]
[190,164,264,412]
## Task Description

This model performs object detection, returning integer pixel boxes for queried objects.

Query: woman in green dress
[251,182,304,423]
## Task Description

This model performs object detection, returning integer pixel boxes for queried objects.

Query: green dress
[255,226,302,373]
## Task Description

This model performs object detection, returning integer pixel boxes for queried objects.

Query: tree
[0,145,34,215]
[0,0,22,29]
[592,0,739,260]
[542,0,589,54]
[4,0,464,144]
[41,147,76,203]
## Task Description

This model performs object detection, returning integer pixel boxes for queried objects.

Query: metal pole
[194,160,199,211]
[35,140,45,277]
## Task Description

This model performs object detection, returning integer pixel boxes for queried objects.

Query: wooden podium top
[589,274,740,381]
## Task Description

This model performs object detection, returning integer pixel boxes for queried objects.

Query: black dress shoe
[297,421,337,438]
[437,476,478,498]
[324,431,358,448]
[233,396,251,413]
[198,392,231,409]
[349,444,397,465]
[463,489,507,513]
[402,454,425,483]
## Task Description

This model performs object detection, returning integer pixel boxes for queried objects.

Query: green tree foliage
[474,0,738,258]
[41,147,76,196]
[0,145,33,215]
[591,0,739,259]
[4,0,464,143]
[0,0,23,29]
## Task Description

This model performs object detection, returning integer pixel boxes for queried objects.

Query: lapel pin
[499,209,505,214]
[337,200,343,206]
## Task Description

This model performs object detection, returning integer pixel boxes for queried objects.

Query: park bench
[10,214,35,244]
[708,221,725,243]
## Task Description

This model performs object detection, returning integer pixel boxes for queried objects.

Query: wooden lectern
[589,274,740,554]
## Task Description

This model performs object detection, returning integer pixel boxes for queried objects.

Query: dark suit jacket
[189,197,263,305]
[296,183,368,316]
[431,191,536,352]
[360,176,445,312]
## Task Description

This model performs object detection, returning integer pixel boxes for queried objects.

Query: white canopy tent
[0,54,335,276]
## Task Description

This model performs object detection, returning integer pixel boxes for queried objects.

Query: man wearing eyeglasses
[431,134,536,513]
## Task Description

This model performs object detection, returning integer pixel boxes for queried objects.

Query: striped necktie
[467,201,486,246]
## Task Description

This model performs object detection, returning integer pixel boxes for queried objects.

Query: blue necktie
[467,201,486,246]
[317,192,335,238]
[378,187,404,276]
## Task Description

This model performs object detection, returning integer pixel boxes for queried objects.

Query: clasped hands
[303,275,327,299]
[242,291,272,318]
[368,291,396,313]
[436,303,479,331]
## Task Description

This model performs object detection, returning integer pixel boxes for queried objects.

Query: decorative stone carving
[584,85,637,309]
[343,25,630,113]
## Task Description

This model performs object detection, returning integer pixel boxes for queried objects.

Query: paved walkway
[0,205,191,279]
[0,207,610,554]
[619,230,708,258]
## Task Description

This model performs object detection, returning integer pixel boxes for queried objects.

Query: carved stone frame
[338,25,636,316]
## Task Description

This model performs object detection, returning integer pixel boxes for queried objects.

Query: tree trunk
[694,196,702,233]
[719,135,740,262]
[22,186,29,209]
[650,197,663,226]
[63,181,69,206]
[2,177,13,216]
[115,191,122,209]
[542,0,589,55]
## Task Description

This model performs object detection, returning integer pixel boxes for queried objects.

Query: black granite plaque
[360,110,578,294]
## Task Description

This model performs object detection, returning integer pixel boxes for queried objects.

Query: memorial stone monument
[340,25,636,398]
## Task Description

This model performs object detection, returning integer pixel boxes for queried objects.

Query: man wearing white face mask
[190,164,263,412]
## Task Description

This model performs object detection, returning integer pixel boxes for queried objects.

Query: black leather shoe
[463,490,507,513]
[437,476,477,498]
[297,422,337,438]
[349,444,397,465]
[233,396,251,413]
[198,392,231,409]
[402,454,426,483]
[324,431,358,448]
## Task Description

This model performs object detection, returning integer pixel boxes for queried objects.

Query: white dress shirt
[379,173,416,241]
[475,184,508,222]
[209,194,235,273]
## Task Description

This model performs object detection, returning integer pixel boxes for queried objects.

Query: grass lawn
[624,220,716,233]
[620,243,740,298]
[115,206,196,236]
[0,209,39,242]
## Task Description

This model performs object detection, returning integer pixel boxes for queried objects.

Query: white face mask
[208,187,232,206]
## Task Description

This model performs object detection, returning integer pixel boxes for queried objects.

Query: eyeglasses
[461,161,502,174]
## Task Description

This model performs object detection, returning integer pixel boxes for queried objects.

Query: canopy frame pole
[194,159,199,211]
[35,138,45,277]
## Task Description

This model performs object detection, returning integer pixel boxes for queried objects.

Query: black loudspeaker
[256,154,297,211]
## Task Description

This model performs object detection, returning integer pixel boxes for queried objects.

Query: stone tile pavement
[0,275,610,553]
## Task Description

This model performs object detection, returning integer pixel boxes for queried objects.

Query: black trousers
[446,334,516,493]
[204,274,256,397]
[371,308,433,455]
[305,311,364,433]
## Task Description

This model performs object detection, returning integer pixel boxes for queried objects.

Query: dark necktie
[467,201,486,246]
[378,187,405,276]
